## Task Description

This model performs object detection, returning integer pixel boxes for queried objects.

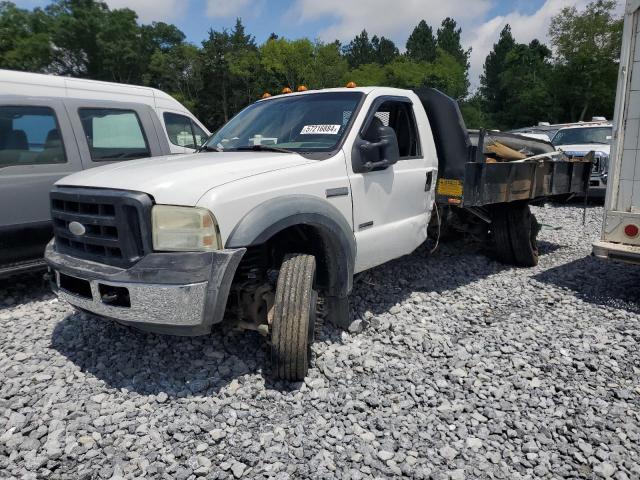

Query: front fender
[225,195,356,297]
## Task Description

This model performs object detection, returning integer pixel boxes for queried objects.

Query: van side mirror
[352,123,400,173]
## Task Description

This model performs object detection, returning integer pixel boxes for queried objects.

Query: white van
[0,69,211,276]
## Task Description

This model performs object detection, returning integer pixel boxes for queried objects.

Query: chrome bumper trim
[55,271,208,326]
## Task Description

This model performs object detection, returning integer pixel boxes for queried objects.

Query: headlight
[152,205,222,251]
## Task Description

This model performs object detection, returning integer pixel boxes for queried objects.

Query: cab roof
[556,122,612,131]
[256,86,412,102]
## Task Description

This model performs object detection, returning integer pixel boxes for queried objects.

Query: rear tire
[271,254,317,381]
[508,204,540,267]
[490,205,516,264]
[490,203,540,267]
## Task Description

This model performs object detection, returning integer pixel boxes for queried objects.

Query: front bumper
[587,175,607,197]
[593,240,640,265]
[45,240,245,336]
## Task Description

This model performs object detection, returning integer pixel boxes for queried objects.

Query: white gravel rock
[1,205,639,479]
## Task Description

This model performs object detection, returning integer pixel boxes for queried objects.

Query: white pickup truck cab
[45,86,591,380]
[46,87,437,379]
[551,123,612,196]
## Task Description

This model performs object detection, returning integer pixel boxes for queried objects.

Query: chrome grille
[50,187,152,268]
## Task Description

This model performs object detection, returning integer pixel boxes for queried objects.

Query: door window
[79,108,150,161]
[191,122,208,146]
[0,105,66,167]
[164,112,207,149]
[371,100,421,158]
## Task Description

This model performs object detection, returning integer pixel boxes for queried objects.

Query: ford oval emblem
[68,221,86,236]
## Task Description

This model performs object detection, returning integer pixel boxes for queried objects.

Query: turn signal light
[261,92,272,99]
[297,85,308,92]
[346,81,357,88]
[281,87,293,94]
[624,224,639,238]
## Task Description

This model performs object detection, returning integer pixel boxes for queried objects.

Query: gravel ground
[1,204,639,480]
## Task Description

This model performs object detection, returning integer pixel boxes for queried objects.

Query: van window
[191,122,208,146]
[164,112,207,149]
[79,108,150,161]
[0,105,66,167]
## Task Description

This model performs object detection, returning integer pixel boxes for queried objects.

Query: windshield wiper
[198,145,221,152]
[229,145,294,154]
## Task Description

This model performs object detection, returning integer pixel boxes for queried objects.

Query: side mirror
[352,123,400,173]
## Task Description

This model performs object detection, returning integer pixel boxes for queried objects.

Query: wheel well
[232,224,340,294]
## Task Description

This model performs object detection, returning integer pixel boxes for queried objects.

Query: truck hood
[556,144,611,156]
[56,152,314,205]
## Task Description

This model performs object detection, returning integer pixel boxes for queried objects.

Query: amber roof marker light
[261,92,272,99]
[346,81,357,88]
[281,87,293,94]
[297,85,308,92]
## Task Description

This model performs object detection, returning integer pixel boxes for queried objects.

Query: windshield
[204,92,363,153]
[552,126,612,146]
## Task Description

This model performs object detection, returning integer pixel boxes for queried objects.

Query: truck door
[347,95,437,273]
[0,97,82,265]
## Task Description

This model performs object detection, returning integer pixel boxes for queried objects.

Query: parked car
[551,123,612,196]
[45,86,591,380]
[0,69,210,277]
[593,0,640,264]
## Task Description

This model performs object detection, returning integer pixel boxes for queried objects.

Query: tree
[459,94,487,130]
[309,41,349,88]
[346,62,387,86]
[0,2,52,72]
[480,25,516,125]
[371,35,399,64]
[342,30,376,67]
[144,43,202,111]
[550,0,622,121]
[347,50,467,99]
[436,17,469,69]
[200,19,260,126]
[497,40,558,128]
[406,20,437,62]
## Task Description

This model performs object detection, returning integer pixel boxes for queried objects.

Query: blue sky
[16,0,616,85]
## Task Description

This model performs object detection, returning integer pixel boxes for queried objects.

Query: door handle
[425,171,433,191]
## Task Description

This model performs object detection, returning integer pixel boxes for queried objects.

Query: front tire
[271,254,317,381]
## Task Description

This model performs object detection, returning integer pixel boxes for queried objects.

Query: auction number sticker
[300,124,341,135]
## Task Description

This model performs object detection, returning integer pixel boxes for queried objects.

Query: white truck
[45,86,591,380]
[551,123,612,197]
[593,0,640,264]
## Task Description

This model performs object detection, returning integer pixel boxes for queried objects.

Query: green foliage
[346,50,468,99]
[480,25,516,124]
[549,0,622,121]
[200,19,260,126]
[459,94,487,130]
[478,1,622,129]
[436,17,470,69]
[343,30,376,67]
[372,36,399,64]
[406,20,437,62]
[0,2,52,71]
[0,0,623,132]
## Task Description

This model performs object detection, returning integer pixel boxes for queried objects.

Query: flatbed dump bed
[415,88,592,207]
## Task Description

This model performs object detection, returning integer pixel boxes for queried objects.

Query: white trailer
[593,0,640,263]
